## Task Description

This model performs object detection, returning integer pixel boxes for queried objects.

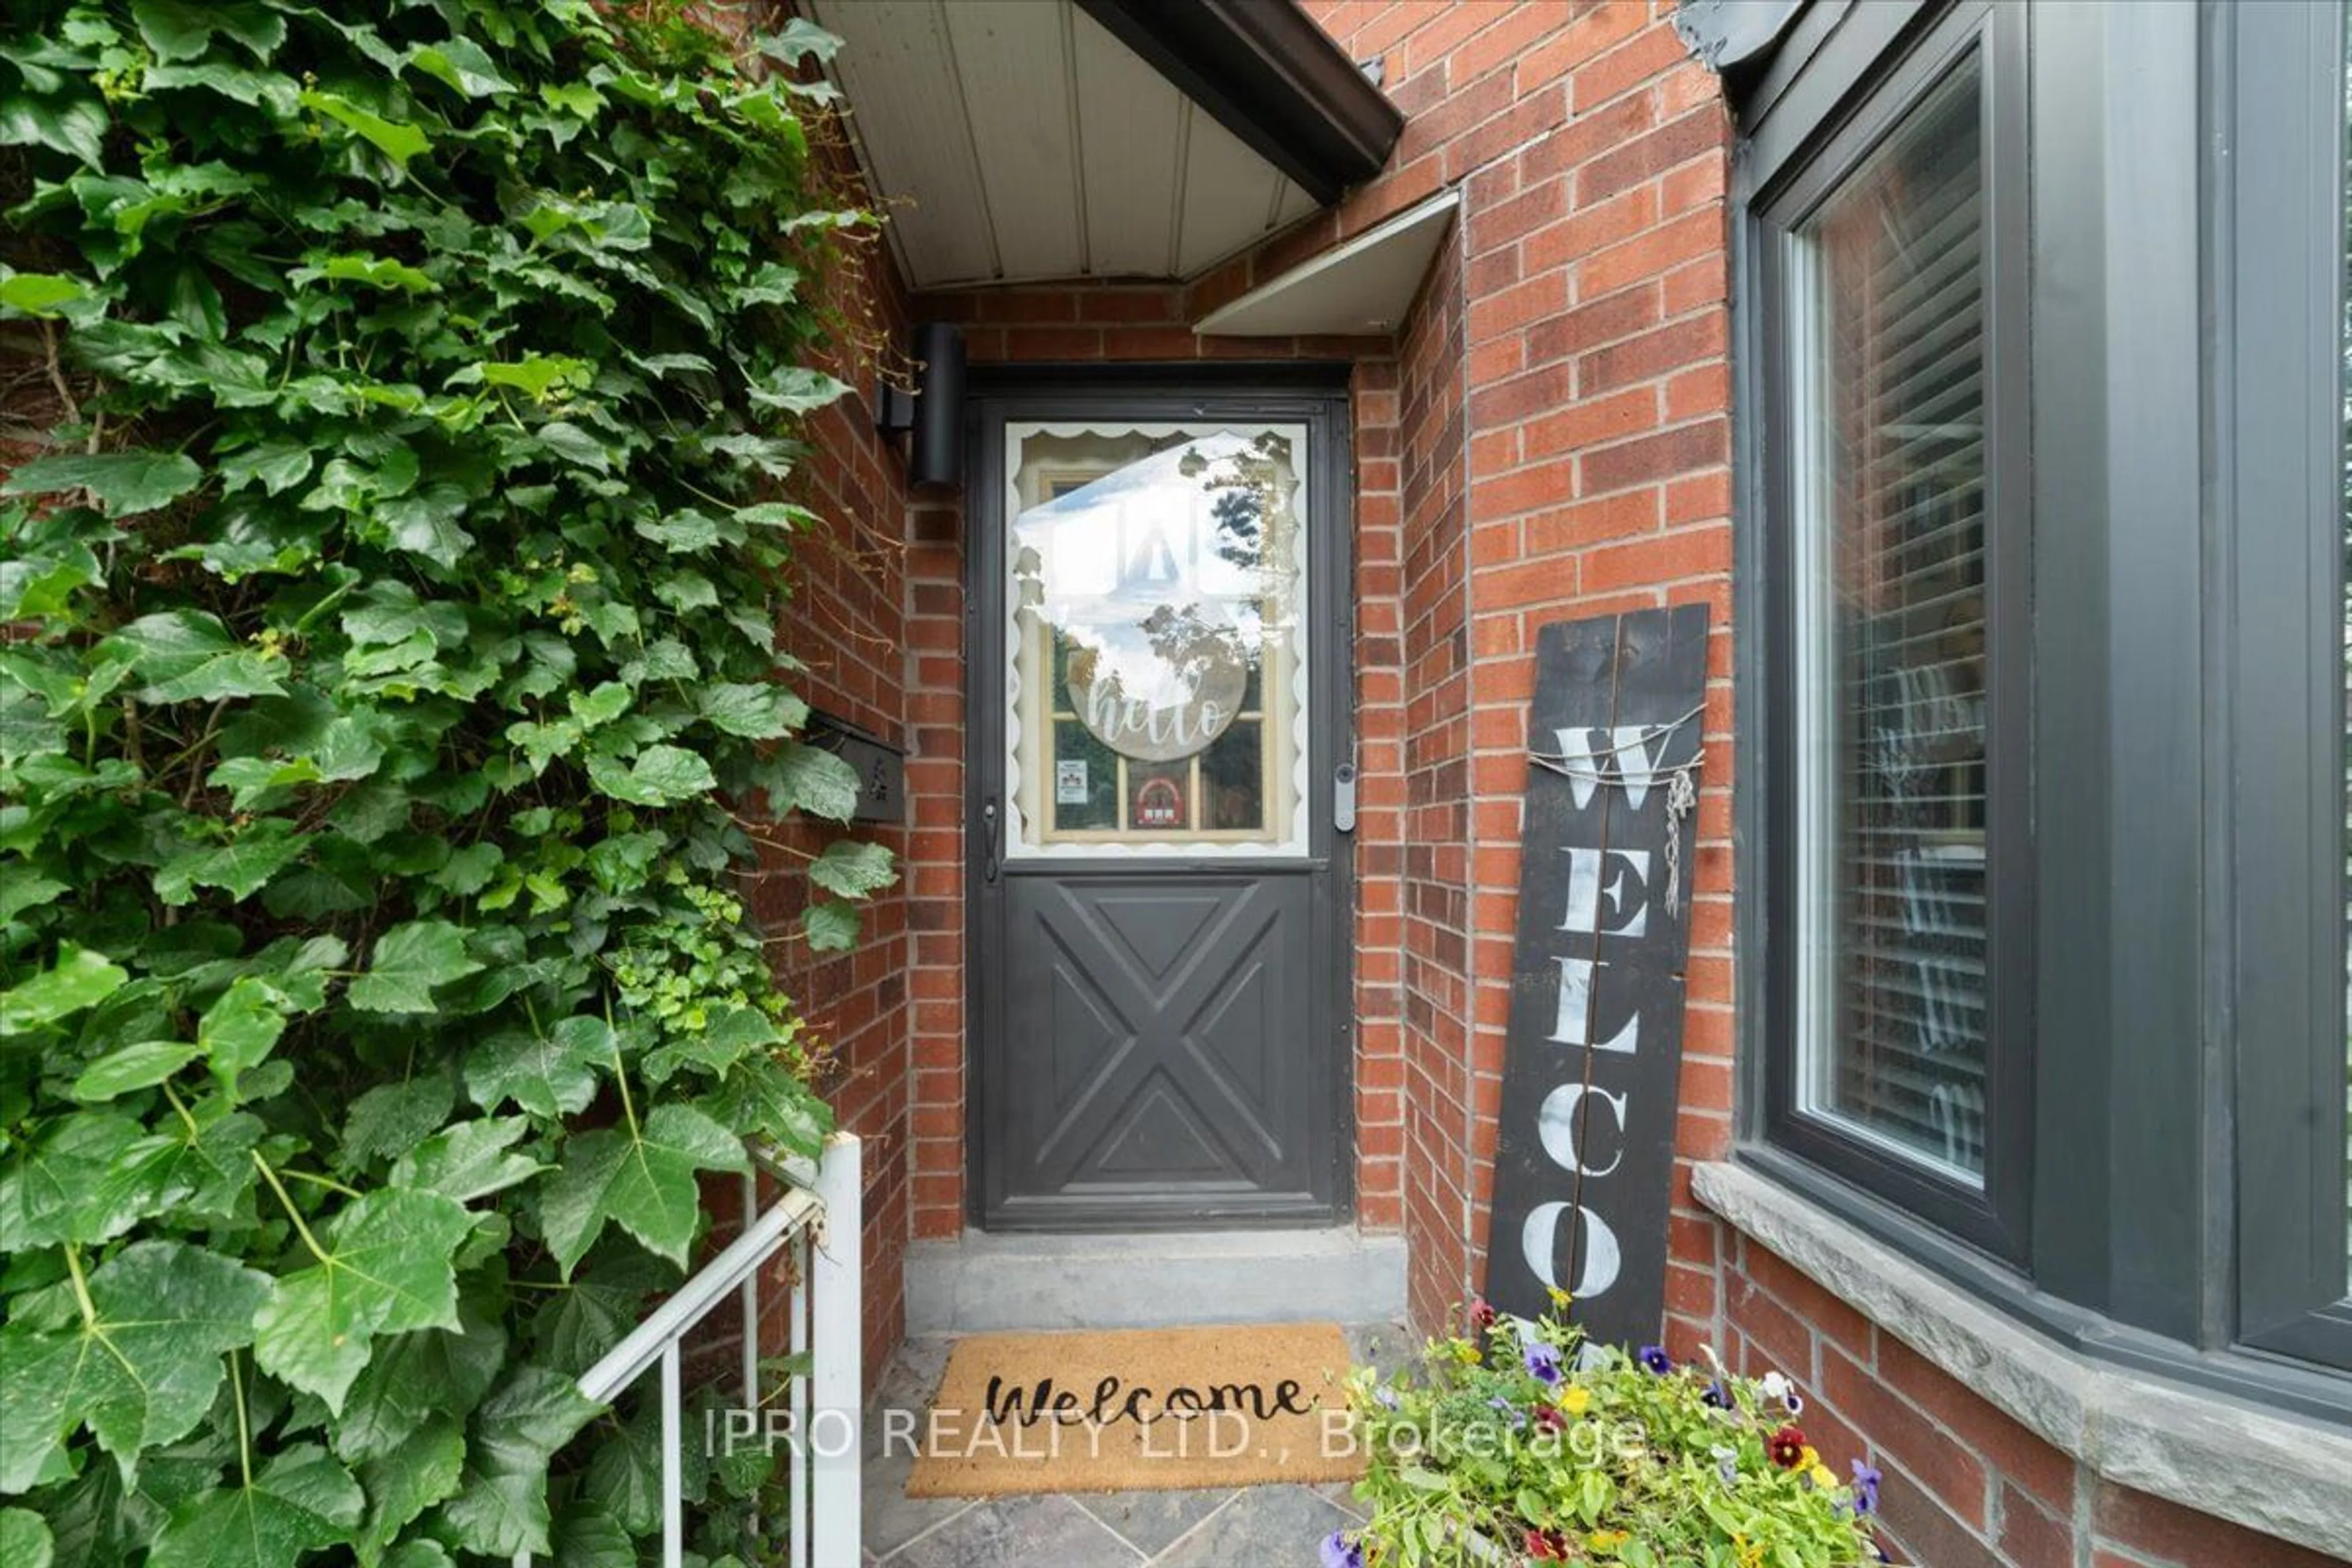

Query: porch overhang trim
[1192,189,1458,337]
[1673,0,1811,79]
[1073,0,1404,206]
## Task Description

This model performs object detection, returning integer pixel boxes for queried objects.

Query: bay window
[1737,0,2352,1401]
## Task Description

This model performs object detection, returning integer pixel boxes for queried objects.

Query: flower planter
[1326,1302,1901,1568]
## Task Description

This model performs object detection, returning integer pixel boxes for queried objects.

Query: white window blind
[1791,59,1992,1183]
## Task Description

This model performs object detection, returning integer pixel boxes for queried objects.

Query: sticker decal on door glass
[1005,423,1310,857]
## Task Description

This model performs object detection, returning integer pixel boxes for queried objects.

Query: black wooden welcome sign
[1483,604,1711,1347]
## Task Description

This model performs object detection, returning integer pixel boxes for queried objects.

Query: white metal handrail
[513,1131,862,1568]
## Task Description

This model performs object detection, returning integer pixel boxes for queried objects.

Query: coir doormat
[903,1322,1364,1498]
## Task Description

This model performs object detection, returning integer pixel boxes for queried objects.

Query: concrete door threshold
[906,1226,1407,1335]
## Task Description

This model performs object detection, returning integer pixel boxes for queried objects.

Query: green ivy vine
[0,2,892,1564]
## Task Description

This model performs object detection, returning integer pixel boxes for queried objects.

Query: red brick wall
[745,154,917,1389]
[1287,0,1738,1349]
[1393,228,1478,1332]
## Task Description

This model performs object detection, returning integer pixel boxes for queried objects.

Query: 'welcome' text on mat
[904,1322,1365,1497]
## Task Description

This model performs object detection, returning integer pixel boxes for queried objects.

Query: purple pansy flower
[1522,1340,1564,1385]
[1637,1343,1672,1375]
[1319,1529,1365,1568]
[1487,1395,1527,1428]
[1851,1460,1882,1517]
[1700,1379,1732,1409]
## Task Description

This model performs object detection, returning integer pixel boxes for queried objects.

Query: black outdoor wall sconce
[876,322,965,488]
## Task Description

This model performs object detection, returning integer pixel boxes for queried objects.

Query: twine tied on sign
[1527,701,1707,917]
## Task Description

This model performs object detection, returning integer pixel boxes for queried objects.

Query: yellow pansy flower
[1558,1385,1591,1416]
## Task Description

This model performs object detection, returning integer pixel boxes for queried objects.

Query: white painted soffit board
[1192,190,1460,337]
[806,0,1317,290]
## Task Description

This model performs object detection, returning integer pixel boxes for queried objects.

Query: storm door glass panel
[1789,59,1992,1183]
[1005,423,1309,856]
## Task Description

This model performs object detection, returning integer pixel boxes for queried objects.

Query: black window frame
[1749,0,2035,1266]
[1732,0,2352,1419]
[2226,0,2352,1375]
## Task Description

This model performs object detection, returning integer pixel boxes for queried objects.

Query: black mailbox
[807,710,905,826]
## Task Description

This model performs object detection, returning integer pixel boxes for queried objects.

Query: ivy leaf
[355,1419,464,1567]
[0,271,92,319]
[463,1017,607,1119]
[299,89,429,169]
[0,81,108,167]
[156,821,307,905]
[409,37,514,99]
[757,18,845,67]
[379,483,474,568]
[0,1510,51,1568]
[756,741,861,821]
[442,1365,599,1556]
[474,355,586,401]
[390,1118,545,1203]
[540,1104,748,1275]
[209,754,323,809]
[339,1076,458,1170]
[0,943,127,1033]
[104,611,286,703]
[198,977,290,1085]
[643,1003,780,1083]
[296,254,435,295]
[2,451,202,516]
[252,1188,476,1412]
[533,420,611,471]
[0,872,67,923]
[0,1112,183,1248]
[701,680,807,738]
[587,744,717,807]
[706,1057,830,1159]
[802,899,860,953]
[809,840,897,899]
[334,1306,505,1466]
[217,440,312,496]
[132,0,287,63]
[349,921,483,1012]
[149,1446,363,1568]
[548,1504,634,1568]
[0,1241,271,1490]
[72,1041,203,1101]
[636,508,721,552]
[745,365,850,414]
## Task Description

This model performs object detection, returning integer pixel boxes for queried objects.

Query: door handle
[981,797,999,883]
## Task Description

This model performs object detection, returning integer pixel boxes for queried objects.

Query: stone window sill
[1692,1159,2352,1562]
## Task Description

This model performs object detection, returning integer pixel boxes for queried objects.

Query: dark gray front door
[968,383,1352,1230]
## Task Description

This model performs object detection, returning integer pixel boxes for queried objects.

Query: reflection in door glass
[1005,424,1309,856]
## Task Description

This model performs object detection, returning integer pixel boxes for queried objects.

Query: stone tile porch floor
[859,1322,1411,1567]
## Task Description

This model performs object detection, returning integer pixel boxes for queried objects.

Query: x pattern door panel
[995,874,1314,1221]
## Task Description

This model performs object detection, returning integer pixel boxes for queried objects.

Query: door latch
[1333,763,1357,834]
[981,797,1000,883]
